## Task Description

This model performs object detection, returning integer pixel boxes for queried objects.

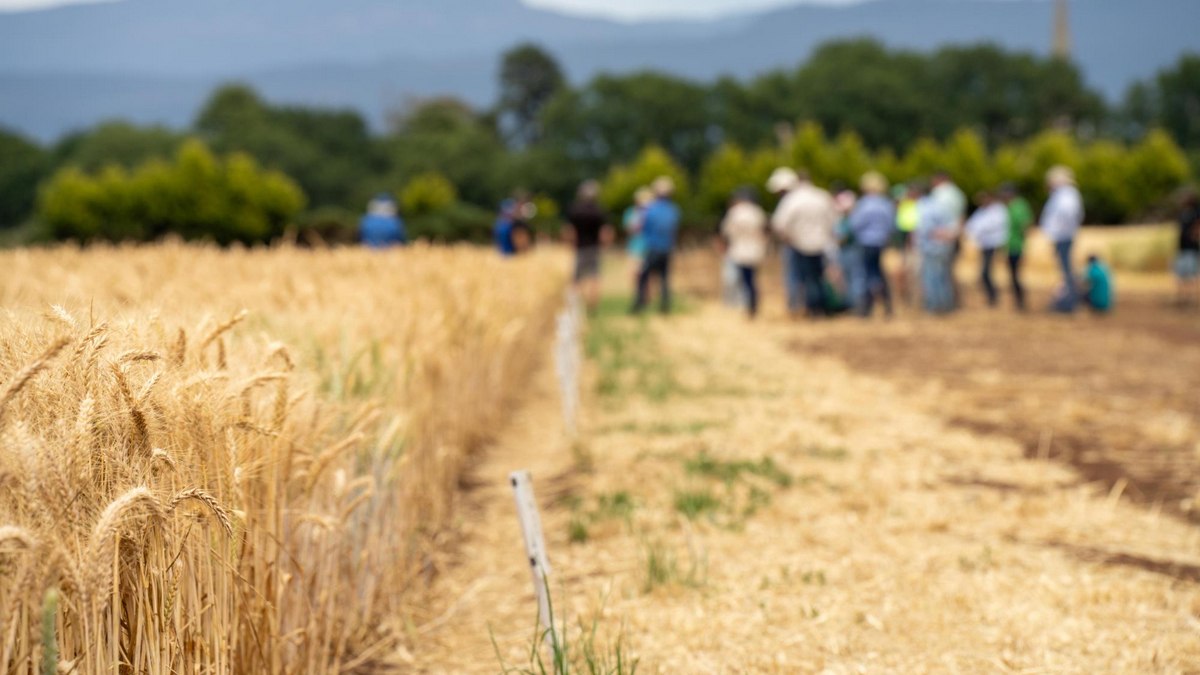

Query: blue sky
[0,0,856,20]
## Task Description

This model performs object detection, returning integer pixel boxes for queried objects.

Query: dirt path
[408,291,1200,673]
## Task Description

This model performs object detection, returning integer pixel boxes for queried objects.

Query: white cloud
[0,0,860,20]
[0,0,112,11]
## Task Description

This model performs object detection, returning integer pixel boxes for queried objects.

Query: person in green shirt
[1000,184,1033,311]
[1082,254,1114,313]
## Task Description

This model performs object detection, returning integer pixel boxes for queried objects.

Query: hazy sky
[0,0,855,20]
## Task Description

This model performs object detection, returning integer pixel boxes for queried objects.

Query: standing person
[915,180,957,314]
[631,177,681,315]
[848,171,897,317]
[1000,184,1032,311]
[359,193,406,248]
[623,187,653,285]
[1040,165,1085,313]
[1175,192,1200,308]
[833,189,866,313]
[965,191,1010,308]
[768,168,838,318]
[494,198,517,256]
[930,171,967,305]
[510,191,536,254]
[894,183,921,305]
[720,189,769,319]
[565,180,613,312]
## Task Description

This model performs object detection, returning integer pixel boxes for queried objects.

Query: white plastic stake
[510,470,553,649]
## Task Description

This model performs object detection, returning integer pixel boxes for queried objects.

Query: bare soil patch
[792,291,1200,521]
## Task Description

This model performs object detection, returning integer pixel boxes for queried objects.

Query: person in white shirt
[721,189,769,318]
[767,167,838,317]
[930,171,967,307]
[1040,165,1085,312]
[965,191,1011,308]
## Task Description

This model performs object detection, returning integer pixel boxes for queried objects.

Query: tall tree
[497,43,566,148]
[0,128,48,228]
[1153,55,1200,149]
[196,83,375,209]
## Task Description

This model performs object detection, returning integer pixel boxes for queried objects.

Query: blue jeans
[797,252,827,315]
[632,251,671,314]
[737,265,758,317]
[839,245,867,313]
[861,245,893,317]
[980,247,999,307]
[783,246,804,312]
[1054,238,1077,312]
[1008,252,1026,310]
[922,249,955,314]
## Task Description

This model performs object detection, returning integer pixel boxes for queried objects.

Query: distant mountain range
[0,0,1195,141]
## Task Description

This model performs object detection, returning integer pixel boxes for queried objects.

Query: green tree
[600,146,688,214]
[1124,129,1191,217]
[196,83,375,210]
[939,129,995,198]
[0,128,49,228]
[791,39,930,150]
[53,121,184,172]
[785,122,834,185]
[1143,55,1200,149]
[380,97,507,208]
[541,72,712,174]
[825,131,873,189]
[38,139,304,244]
[697,144,752,216]
[497,43,566,147]
[400,172,457,217]
[1077,141,1134,225]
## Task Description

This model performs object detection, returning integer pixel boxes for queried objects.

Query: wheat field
[0,242,566,674]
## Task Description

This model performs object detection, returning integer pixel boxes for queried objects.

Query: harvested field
[413,245,1200,673]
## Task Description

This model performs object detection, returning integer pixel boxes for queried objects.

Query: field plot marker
[555,292,583,437]
[510,470,556,663]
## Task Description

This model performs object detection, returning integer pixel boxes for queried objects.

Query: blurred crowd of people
[357,163,1200,320]
[716,164,1115,320]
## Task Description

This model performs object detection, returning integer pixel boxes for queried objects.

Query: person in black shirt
[565,180,613,311]
[1176,192,1200,308]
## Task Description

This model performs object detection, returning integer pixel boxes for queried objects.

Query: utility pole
[1053,0,1072,60]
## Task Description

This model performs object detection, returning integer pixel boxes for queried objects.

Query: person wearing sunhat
[848,171,897,317]
[1040,165,1085,313]
[768,167,838,317]
[631,176,681,314]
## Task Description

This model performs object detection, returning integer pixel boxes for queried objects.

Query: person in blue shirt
[494,198,517,256]
[1081,254,1114,314]
[630,176,681,314]
[848,171,897,317]
[359,194,406,248]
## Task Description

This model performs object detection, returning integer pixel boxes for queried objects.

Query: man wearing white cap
[1040,165,1085,312]
[768,167,838,317]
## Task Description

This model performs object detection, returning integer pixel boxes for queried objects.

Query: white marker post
[509,470,555,663]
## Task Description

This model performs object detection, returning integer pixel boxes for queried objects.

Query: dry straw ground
[414,237,1200,673]
[0,243,566,674]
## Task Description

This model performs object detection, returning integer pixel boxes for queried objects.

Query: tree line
[2,38,1198,244]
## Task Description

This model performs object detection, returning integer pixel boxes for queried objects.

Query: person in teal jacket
[1081,255,1114,314]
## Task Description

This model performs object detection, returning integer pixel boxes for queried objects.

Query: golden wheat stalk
[0,338,71,428]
